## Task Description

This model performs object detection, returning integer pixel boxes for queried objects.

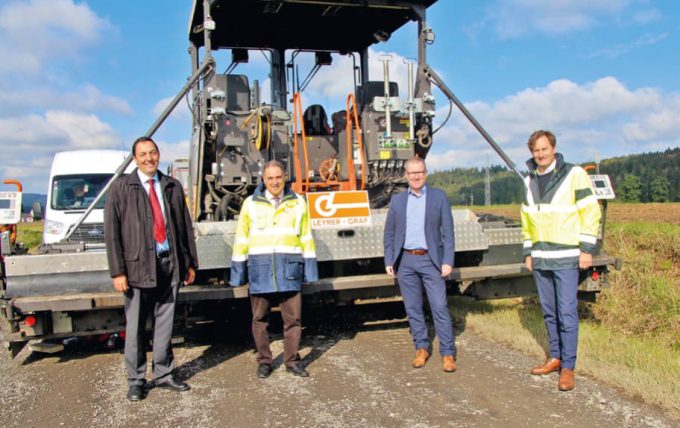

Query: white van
[43,150,133,244]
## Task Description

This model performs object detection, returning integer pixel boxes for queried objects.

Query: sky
[1,0,679,193]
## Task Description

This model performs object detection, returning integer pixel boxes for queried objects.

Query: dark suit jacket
[105,168,198,288]
[383,185,455,272]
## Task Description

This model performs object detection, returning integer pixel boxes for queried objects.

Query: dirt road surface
[0,302,674,427]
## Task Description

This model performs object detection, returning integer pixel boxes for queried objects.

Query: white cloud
[587,31,669,59]
[0,1,128,193]
[152,95,192,122]
[0,84,131,115]
[45,111,120,149]
[301,48,412,114]
[0,154,54,192]
[0,111,123,192]
[155,139,191,175]
[477,0,632,39]
[0,0,115,75]
[622,95,680,141]
[427,76,680,171]
[0,113,67,147]
[0,110,121,154]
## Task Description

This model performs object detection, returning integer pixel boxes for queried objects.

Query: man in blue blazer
[384,157,457,372]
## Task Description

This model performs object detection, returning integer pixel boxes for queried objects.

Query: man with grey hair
[231,160,318,378]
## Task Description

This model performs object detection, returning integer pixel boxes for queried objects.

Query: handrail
[291,92,310,193]
[345,93,367,190]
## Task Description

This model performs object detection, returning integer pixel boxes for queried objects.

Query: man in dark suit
[105,137,199,401]
[384,157,457,372]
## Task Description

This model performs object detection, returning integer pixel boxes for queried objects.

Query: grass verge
[598,222,680,350]
[450,297,680,419]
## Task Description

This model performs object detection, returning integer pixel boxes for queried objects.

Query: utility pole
[484,150,491,206]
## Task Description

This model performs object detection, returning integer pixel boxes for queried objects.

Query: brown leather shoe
[530,358,561,375]
[558,368,575,391]
[442,355,457,372]
[412,348,429,368]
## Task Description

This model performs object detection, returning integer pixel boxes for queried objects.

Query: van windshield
[51,174,113,211]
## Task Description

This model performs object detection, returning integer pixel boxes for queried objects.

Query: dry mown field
[474,202,680,225]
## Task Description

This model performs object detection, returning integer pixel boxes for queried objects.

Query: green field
[15,221,43,253]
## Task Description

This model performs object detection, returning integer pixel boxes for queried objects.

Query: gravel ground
[0,302,675,427]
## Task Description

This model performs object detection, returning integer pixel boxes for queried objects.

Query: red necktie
[148,178,166,243]
[273,196,280,208]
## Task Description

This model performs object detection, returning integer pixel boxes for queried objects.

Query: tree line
[427,147,680,205]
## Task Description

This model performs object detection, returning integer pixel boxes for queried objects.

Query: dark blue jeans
[533,268,579,369]
[396,252,456,356]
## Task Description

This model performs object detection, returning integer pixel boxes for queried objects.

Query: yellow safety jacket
[230,182,318,293]
[521,153,601,270]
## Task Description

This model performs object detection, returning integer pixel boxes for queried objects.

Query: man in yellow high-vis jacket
[231,160,318,379]
[521,130,601,392]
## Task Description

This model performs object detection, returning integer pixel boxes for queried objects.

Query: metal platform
[4,209,518,298]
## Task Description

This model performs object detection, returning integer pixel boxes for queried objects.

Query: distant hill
[21,193,47,214]
[428,148,680,204]
[599,148,679,202]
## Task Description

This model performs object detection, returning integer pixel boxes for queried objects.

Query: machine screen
[588,175,615,200]
[0,199,10,209]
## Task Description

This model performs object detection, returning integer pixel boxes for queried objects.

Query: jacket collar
[524,153,573,204]
[525,152,565,174]
[125,168,173,191]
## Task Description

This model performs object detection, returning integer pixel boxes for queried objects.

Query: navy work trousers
[396,252,456,356]
[533,268,580,369]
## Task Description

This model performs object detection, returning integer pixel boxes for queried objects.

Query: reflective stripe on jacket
[230,182,318,293]
[520,153,601,270]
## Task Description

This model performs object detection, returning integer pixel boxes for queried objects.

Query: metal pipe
[194,0,215,219]
[380,55,392,138]
[423,65,524,180]
[64,58,215,241]
[405,59,415,141]
[414,6,430,101]
[188,42,200,220]
[202,0,213,62]
[253,79,260,107]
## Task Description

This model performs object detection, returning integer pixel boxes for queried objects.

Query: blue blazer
[383,186,455,271]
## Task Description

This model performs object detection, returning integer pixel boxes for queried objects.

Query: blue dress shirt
[404,185,428,250]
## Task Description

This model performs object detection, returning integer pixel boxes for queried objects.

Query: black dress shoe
[127,385,144,401]
[154,376,190,392]
[257,363,273,378]
[286,364,309,378]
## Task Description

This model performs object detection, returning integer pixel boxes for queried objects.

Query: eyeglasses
[405,170,426,176]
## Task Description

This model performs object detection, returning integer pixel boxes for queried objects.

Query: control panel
[0,191,22,224]
[589,174,616,200]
